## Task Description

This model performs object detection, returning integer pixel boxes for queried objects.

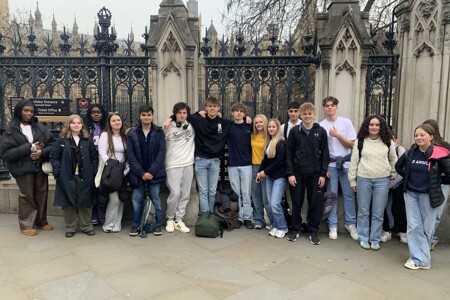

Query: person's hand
[351,186,357,193]
[389,175,395,180]
[142,172,152,181]
[163,118,172,130]
[288,175,296,187]
[257,171,265,179]
[198,110,207,118]
[245,115,252,124]
[329,126,341,138]
[318,176,325,188]
[30,149,42,160]
[326,171,331,178]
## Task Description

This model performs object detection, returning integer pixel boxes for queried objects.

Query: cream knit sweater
[348,137,397,187]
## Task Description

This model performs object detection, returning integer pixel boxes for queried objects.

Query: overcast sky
[10,0,226,41]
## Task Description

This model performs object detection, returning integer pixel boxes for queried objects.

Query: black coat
[50,137,98,207]
[396,144,450,208]
[0,101,53,178]
[259,140,287,179]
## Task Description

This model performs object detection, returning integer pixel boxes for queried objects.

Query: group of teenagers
[1,96,450,271]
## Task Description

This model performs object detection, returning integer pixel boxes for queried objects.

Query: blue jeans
[432,184,449,243]
[195,157,220,212]
[228,165,252,221]
[132,181,162,228]
[404,191,438,267]
[328,167,356,228]
[251,165,273,226]
[356,176,389,243]
[266,176,287,230]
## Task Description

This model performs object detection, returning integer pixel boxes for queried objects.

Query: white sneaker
[275,229,288,238]
[380,230,392,243]
[328,228,338,240]
[344,224,359,240]
[404,258,430,270]
[174,220,190,233]
[165,220,174,232]
[399,232,407,244]
[269,227,278,237]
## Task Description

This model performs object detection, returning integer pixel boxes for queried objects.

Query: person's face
[300,110,315,126]
[368,118,381,136]
[175,108,188,123]
[91,107,103,123]
[70,117,83,135]
[287,108,299,122]
[268,121,278,136]
[109,115,122,131]
[415,128,433,148]
[140,111,153,125]
[232,108,245,122]
[254,117,265,132]
[205,103,220,118]
[21,105,34,123]
[323,101,337,117]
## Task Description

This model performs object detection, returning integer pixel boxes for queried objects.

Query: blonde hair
[251,114,268,141]
[299,102,316,114]
[266,118,282,159]
[60,114,89,139]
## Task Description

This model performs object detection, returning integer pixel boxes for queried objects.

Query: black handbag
[99,159,124,193]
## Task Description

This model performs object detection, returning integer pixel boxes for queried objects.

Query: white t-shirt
[280,119,301,139]
[320,117,356,168]
[20,124,33,143]
[98,132,130,175]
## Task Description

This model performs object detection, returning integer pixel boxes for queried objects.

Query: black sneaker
[287,230,299,242]
[244,220,254,229]
[129,226,139,236]
[310,231,320,245]
[300,223,310,235]
[235,220,242,229]
[153,226,163,236]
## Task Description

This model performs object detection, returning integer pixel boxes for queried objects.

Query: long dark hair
[84,103,107,132]
[422,119,448,146]
[105,112,127,160]
[357,115,392,147]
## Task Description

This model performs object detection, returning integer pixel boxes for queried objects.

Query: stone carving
[413,43,435,56]
[161,31,182,77]
[335,27,357,75]
[418,0,437,20]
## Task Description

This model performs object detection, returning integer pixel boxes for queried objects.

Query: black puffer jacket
[395,143,450,208]
[0,100,53,178]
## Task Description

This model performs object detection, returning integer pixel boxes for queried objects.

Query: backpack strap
[284,123,289,140]
[358,137,364,160]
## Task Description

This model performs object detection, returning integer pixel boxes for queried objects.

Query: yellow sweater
[251,133,265,165]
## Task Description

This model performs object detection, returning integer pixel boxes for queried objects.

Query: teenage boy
[127,105,166,237]
[286,102,329,245]
[319,96,358,240]
[227,102,254,229]
[164,102,195,233]
[280,101,301,140]
[188,96,232,212]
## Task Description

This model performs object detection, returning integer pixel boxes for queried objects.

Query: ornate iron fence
[0,7,150,130]
[200,31,320,123]
[365,12,399,127]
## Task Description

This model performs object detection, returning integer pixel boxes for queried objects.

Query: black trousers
[289,173,325,232]
[383,185,407,233]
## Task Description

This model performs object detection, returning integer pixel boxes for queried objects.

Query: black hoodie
[0,99,53,178]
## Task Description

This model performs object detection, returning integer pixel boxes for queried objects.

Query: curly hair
[357,115,392,147]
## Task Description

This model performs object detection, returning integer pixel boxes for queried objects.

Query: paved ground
[1,214,450,300]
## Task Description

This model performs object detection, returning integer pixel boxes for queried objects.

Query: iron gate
[0,7,150,129]
[200,32,321,123]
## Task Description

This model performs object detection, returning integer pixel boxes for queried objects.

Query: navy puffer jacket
[396,143,450,208]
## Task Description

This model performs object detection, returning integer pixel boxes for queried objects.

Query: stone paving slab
[1,214,450,299]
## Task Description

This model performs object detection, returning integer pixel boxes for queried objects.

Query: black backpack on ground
[214,181,239,230]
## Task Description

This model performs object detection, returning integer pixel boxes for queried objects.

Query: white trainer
[344,224,359,240]
[399,232,408,244]
[275,229,288,239]
[380,230,392,243]
[329,228,338,240]
[269,227,278,237]
[174,220,190,233]
[165,220,174,233]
